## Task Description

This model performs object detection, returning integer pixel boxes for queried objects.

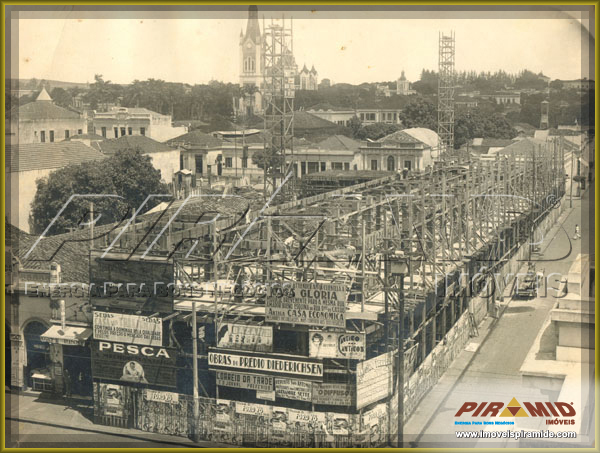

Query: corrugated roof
[167,130,223,148]
[402,128,440,149]
[95,135,177,155]
[7,141,107,172]
[9,100,83,121]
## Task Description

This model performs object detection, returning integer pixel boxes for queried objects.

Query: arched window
[387,155,395,171]
[244,57,255,73]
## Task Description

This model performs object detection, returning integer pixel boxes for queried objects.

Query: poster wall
[93,312,162,346]
[265,282,347,328]
[356,351,394,409]
[309,331,366,359]
[216,323,273,352]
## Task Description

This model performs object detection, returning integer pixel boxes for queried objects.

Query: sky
[14,7,592,86]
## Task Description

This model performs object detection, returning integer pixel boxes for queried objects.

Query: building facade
[7,88,87,145]
[92,107,186,142]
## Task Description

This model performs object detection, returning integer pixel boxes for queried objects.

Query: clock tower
[238,5,264,115]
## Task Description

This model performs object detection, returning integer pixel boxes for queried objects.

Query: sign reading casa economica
[90,251,174,314]
[93,312,162,346]
[356,350,394,409]
[91,340,177,388]
[216,323,273,352]
[265,282,347,328]
[309,330,366,360]
[208,348,323,380]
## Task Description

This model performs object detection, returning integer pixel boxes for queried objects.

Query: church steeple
[244,5,261,44]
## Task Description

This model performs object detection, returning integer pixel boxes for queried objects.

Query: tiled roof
[491,137,546,155]
[402,128,440,149]
[95,135,177,155]
[7,141,107,172]
[316,135,361,151]
[167,130,223,148]
[9,100,82,121]
[376,130,423,145]
[66,133,105,141]
[293,111,340,130]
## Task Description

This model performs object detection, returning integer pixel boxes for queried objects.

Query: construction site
[7,16,591,450]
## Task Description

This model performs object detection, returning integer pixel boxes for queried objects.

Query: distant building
[455,96,479,109]
[306,104,356,127]
[93,135,181,184]
[558,78,595,91]
[376,84,393,97]
[7,88,86,145]
[318,78,331,89]
[358,128,439,172]
[91,106,186,142]
[488,91,521,105]
[167,129,222,178]
[396,70,416,95]
[299,64,318,91]
[356,108,402,125]
[6,141,107,232]
[291,135,362,176]
[307,104,403,126]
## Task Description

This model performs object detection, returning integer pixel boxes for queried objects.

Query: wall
[12,118,87,144]
[147,150,181,184]
[9,168,53,233]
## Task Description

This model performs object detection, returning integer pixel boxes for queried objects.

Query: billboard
[356,351,394,409]
[208,348,323,380]
[215,370,274,392]
[216,323,273,352]
[90,251,174,313]
[91,340,177,388]
[265,282,347,328]
[308,331,366,360]
[274,378,312,402]
[93,311,162,346]
[312,382,354,406]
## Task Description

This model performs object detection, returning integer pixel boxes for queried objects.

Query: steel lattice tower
[262,16,295,197]
[437,31,455,157]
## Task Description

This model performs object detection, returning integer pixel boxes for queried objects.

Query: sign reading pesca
[274,378,313,402]
[312,382,355,406]
[309,330,366,360]
[265,282,347,328]
[93,312,162,346]
[91,340,177,388]
[356,351,394,409]
[216,323,273,352]
[216,370,274,392]
[208,348,323,380]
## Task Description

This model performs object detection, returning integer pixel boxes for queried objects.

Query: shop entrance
[23,321,50,389]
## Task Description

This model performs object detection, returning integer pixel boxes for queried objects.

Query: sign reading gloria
[93,312,162,346]
[216,323,273,352]
[208,348,323,379]
[309,330,366,359]
[216,370,274,392]
[356,351,394,409]
[265,282,347,328]
[91,340,177,388]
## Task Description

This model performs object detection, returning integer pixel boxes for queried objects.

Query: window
[242,157,248,169]
[40,131,46,143]
[371,159,378,170]
[404,160,412,171]
[320,162,326,172]
[180,154,184,171]
[307,162,319,174]
[369,113,376,121]
[120,127,126,137]
[301,161,306,176]
[114,127,119,138]
[360,113,365,121]
[225,157,233,168]
[65,130,70,139]
[344,162,350,171]
[195,155,203,174]
[140,127,146,136]
[49,130,54,142]
[78,129,83,135]
[101,127,107,138]
[393,112,397,121]
[332,162,343,170]
[128,127,133,135]
[244,57,256,73]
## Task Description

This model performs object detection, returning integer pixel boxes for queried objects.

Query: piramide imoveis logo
[455,398,576,426]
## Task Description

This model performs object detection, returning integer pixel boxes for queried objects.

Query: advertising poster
[309,330,366,359]
[208,348,323,379]
[274,378,312,402]
[99,383,124,417]
[312,382,354,406]
[265,282,347,328]
[216,370,274,392]
[216,323,273,352]
[93,312,162,346]
[91,340,177,388]
[356,351,394,409]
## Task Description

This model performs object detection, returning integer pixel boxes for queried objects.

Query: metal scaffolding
[262,15,295,198]
[438,31,456,156]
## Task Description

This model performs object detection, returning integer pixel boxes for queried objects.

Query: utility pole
[569,137,575,208]
[191,299,199,442]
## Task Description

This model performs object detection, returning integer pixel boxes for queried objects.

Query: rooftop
[315,134,361,151]
[9,98,83,121]
[94,135,177,155]
[167,130,223,148]
[7,141,107,172]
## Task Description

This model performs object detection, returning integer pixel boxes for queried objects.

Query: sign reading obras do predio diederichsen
[265,282,347,328]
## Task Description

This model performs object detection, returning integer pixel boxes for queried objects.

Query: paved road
[409,193,585,448]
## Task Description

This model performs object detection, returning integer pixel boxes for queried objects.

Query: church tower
[238,5,264,115]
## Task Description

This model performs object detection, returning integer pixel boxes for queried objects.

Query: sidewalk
[404,201,576,444]
[6,391,230,448]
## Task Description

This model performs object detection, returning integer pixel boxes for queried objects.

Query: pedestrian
[574,224,581,240]
[63,368,72,405]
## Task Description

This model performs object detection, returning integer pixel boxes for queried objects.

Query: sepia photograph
[4,2,596,449]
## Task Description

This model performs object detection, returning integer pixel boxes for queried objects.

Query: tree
[347,116,363,138]
[50,87,73,108]
[398,97,437,130]
[30,148,168,235]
